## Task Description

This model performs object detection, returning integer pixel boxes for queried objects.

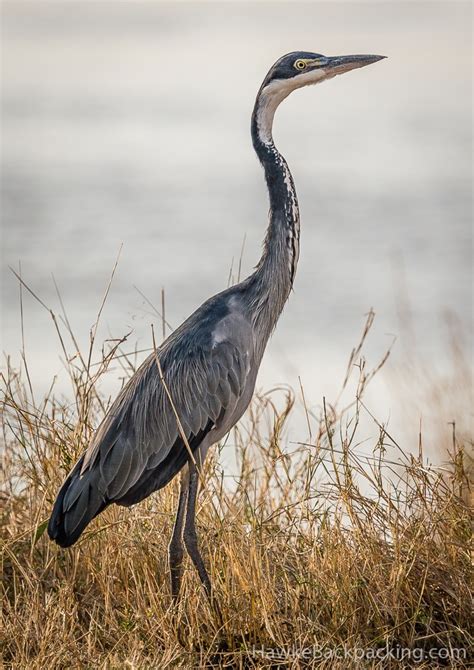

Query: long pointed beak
[321,54,386,75]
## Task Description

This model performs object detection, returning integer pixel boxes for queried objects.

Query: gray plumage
[48,50,385,601]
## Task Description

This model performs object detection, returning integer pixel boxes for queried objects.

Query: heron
[48,51,385,603]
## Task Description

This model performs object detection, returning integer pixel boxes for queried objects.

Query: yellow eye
[294,59,307,70]
[294,59,306,70]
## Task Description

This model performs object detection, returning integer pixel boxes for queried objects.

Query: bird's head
[261,50,385,93]
[254,51,386,143]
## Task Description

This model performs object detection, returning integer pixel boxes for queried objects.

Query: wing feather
[79,304,255,504]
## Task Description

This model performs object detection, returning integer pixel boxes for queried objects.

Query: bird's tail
[48,456,108,548]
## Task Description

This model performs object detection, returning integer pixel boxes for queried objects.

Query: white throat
[255,68,329,144]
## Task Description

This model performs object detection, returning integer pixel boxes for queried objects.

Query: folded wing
[48,307,254,547]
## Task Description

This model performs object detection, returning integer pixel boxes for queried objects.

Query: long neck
[246,85,301,343]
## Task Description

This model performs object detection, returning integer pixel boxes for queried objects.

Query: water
[1,2,472,457]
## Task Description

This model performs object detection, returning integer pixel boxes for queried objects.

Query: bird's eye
[294,59,307,70]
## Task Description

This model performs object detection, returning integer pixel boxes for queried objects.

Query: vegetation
[1,283,472,668]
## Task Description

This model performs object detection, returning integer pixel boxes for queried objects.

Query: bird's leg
[168,469,189,602]
[183,460,213,598]
[183,459,223,623]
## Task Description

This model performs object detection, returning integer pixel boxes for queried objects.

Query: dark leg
[168,471,188,602]
[183,462,213,598]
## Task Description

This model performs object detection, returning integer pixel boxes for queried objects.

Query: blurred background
[1,1,472,460]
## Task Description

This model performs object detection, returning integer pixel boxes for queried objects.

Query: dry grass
[1,286,472,668]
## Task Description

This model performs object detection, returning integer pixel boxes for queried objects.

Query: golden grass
[1,291,472,668]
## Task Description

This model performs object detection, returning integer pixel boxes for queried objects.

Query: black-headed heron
[48,51,385,604]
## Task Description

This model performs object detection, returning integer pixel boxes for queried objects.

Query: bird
[48,51,385,603]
